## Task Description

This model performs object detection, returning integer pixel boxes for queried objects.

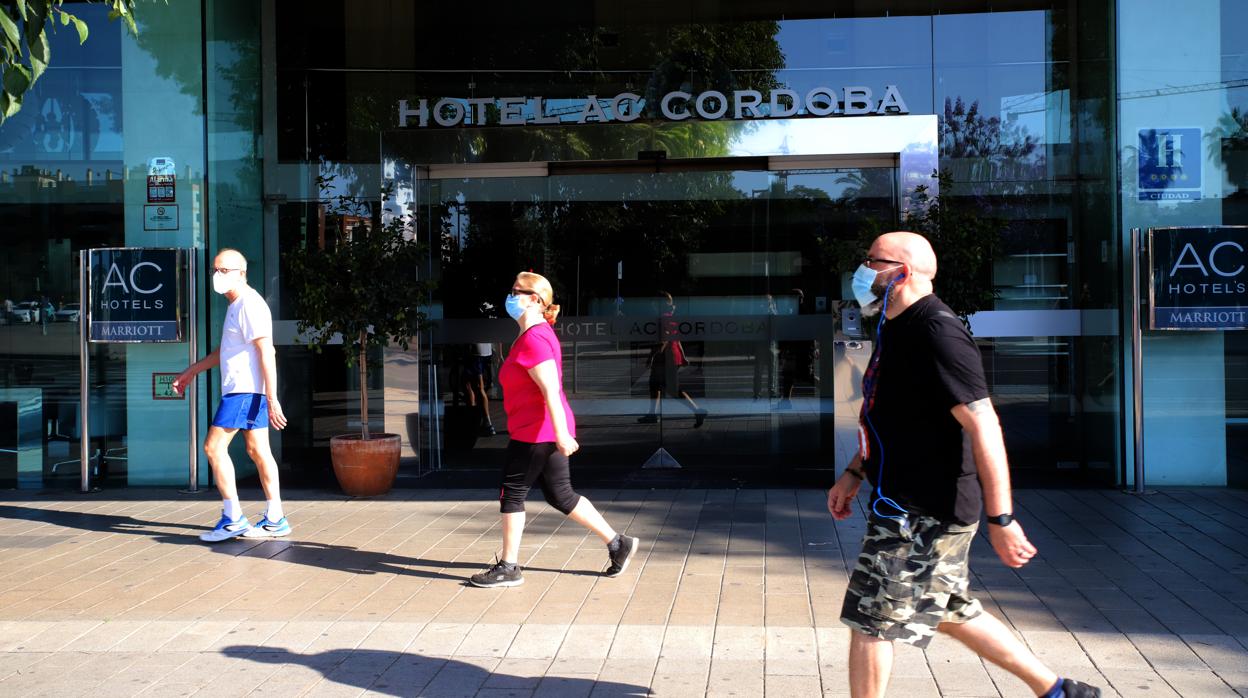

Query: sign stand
[1128,228,1150,495]
[180,250,199,493]
[78,251,97,493]
[78,247,193,493]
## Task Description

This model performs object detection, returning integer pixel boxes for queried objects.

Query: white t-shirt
[219,286,273,395]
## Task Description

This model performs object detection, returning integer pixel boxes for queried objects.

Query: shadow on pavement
[221,645,651,696]
[0,504,606,582]
[0,503,201,533]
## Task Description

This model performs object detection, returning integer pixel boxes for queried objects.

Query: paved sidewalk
[0,487,1246,697]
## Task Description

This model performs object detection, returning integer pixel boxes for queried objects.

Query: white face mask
[212,271,239,295]
[852,261,903,316]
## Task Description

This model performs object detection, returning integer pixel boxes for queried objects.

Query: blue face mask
[851,264,882,309]
[504,293,526,320]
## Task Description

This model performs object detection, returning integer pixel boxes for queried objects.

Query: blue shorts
[212,393,269,430]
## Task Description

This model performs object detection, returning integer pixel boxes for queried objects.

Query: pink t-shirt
[500,323,576,443]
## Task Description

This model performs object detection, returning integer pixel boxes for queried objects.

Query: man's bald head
[870,232,937,280]
[213,248,248,273]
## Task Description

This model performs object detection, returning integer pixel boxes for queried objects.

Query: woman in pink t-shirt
[469,272,639,589]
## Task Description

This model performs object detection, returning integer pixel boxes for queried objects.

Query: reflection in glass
[405,164,897,477]
[0,4,127,489]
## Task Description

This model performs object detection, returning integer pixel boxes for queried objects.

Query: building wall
[1,1,1243,488]
[1117,0,1248,486]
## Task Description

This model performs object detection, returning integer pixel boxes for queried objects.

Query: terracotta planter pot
[330,433,400,496]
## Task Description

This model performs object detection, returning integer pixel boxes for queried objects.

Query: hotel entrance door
[403,157,899,481]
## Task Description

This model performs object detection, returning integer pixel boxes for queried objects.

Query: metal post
[79,251,91,493]
[185,249,199,492]
[1130,228,1146,494]
[431,366,442,471]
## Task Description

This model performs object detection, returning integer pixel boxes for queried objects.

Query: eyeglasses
[862,256,904,269]
[511,287,545,304]
[213,267,243,274]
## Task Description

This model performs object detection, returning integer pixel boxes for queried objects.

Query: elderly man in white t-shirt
[172,249,290,542]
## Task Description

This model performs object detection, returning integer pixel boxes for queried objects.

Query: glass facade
[0,1,1241,490]
[1118,0,1248,488]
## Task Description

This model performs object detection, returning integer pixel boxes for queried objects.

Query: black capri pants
[500,440,582,515]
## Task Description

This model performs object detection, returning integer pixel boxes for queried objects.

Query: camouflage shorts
[840,512,982,648]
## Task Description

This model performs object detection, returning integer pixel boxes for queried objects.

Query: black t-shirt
[861,295,988,524]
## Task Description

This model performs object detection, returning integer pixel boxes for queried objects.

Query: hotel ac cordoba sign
[397,85,909,128]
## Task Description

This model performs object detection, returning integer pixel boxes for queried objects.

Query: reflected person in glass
[637,291,708,427]
[462,301,498,438]
[469,272,638,588]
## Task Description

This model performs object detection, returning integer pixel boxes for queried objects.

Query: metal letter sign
[1148,226,1248,330]
[89,248,185,342]
[1138,128,1202,201]
[397,86,910,128]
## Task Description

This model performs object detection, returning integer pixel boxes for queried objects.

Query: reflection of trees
[425,19,786,316]
[130,4,204,112]
[549,172,741,299]
[436,171,743,318]
[206,5,263,209]
[1213,107,1248,195]
[642,22,783,106]
[1212,107,1248,146]
[460,20,784,165]
[809,169,899,282]
[940,96,1043,187]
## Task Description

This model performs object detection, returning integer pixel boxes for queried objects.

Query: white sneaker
[242,515,291,538]
[199,514,252,542]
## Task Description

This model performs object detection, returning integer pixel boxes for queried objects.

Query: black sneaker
[604,535,639,577]
[469,559,523,588]
[693,409,708,428]
[636,414,658,424]
[1061,679,1102,698]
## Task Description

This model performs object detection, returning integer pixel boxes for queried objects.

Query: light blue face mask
[504,293,526,320]
[851,264,883,308]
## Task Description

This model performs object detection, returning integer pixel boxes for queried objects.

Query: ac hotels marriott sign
[397,85,910,128]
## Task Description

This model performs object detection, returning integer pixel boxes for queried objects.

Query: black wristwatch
[986,513,1015,527]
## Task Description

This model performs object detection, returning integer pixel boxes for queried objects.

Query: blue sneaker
[199,514,251,542]
[243,514,291,538]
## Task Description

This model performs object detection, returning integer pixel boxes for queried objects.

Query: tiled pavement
[0,487,1246,697]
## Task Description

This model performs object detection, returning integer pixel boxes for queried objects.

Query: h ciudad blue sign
[1149,227,1247,330]
[89,248,185,342]
[1138,128,1202,202]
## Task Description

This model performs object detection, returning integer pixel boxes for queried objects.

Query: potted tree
[285,179,431,496]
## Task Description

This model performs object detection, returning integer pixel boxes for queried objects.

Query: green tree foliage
[0,0,143,123]
[285,177,434,440]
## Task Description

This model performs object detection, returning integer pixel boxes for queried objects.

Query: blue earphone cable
[864,278,909,523]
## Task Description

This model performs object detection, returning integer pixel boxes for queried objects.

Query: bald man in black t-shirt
[827,232,1101,698]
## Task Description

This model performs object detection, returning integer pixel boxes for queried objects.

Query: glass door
[404,159,898,481]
